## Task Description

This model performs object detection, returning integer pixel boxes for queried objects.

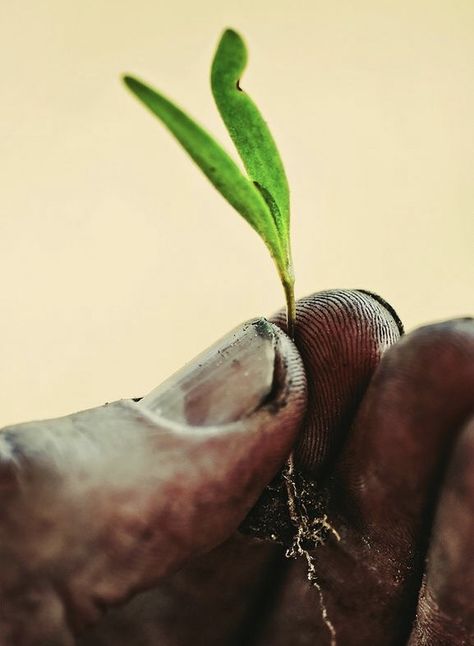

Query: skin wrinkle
[272,290,401,475]
[356,290,405,337]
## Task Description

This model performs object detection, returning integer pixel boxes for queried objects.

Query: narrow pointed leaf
[211,30,290,247]
[123,75,285,267]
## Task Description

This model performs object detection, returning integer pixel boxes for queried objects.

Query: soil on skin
[240,468,330,549]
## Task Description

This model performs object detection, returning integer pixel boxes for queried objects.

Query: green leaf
[123,75,285,271]
[211,30,290,256]
[123,28,296,336]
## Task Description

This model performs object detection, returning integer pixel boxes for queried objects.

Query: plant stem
[283,271,339,640]
[283,278,296,339]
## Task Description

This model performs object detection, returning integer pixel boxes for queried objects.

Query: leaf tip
[219,28,246,53]
[122,75,150,102]
[122,74,138,90]
[222,27,241,40]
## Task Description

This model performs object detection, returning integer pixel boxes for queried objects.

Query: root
[283,454,340,646]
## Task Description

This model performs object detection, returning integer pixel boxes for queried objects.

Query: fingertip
[272,289,402,475]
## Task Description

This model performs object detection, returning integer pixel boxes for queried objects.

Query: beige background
[1,1,472,427]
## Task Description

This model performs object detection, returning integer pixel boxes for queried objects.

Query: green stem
[283,277,296,339]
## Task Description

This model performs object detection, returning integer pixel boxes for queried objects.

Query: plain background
[1,1,472,427]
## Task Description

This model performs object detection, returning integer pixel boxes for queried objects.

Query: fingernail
[138,319,277,425]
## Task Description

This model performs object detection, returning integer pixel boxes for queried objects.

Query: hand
[0,319,306,645]
[263,291,473,646]
[1,290,472,645]
[81,290,473,646]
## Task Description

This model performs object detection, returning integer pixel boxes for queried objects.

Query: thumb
[0,318,306,642]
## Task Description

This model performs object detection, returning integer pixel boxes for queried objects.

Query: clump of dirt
[240,458,336,547]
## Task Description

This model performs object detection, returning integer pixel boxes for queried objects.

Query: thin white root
[283,454,340,646]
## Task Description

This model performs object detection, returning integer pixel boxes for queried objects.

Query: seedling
[123,29,295,336]
[124,30,341,643]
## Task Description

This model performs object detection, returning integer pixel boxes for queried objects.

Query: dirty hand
[260,290,473,646]
[1,290,473,646]
[82,290,473,646]
[0,316,305,645]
